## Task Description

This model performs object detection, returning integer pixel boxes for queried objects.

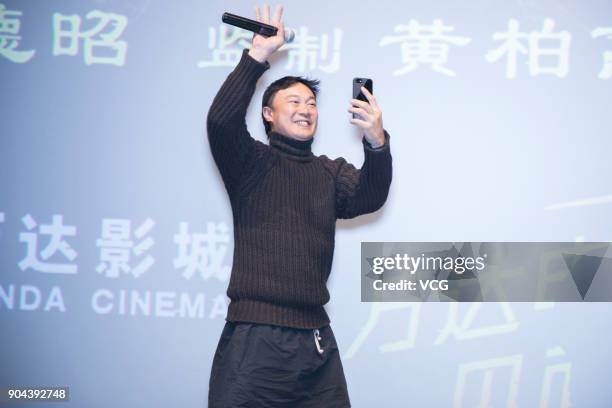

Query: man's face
[263,83,318,141]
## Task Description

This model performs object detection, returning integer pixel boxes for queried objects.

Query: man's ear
[262,106,274,122]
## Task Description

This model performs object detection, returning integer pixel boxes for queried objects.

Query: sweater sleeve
[206,49,270,193]
[335,130,393,219]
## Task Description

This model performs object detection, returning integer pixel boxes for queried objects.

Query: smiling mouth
[294,120,311,127]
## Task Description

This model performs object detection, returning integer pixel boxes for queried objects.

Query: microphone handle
[222,12,278,37]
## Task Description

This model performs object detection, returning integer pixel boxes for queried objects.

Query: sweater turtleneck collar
[269,131,314,161]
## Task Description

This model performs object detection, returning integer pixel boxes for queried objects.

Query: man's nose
[297,103,311,115]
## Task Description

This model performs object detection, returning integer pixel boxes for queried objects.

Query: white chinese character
[454,354,523,407]
[52,10,128,66]
[379,19,471,77]
[0,3,35,63]
[486,18,571,78]
[19,214,77,274]
[281,27,343,73]
[343,303,421,360]
[592,27,612,79]
[173,221,230,281]
[435,302,519,345]
[96,218,155,278]
[540,346,572,408]
[197,25,252,68]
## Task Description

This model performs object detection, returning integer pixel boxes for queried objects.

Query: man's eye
[289,100,299,104]
[308,103,317,107]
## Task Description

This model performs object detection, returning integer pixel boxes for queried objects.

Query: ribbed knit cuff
[361,129,392,194]
[238,48,270,76]
[363,129,391,152]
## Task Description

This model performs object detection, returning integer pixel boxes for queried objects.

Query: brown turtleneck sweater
[206,49,392,329]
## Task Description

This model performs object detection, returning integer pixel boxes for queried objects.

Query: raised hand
[248,4,286,63]
[348,86,385,148]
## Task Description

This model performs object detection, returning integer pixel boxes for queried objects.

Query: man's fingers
[351,98,374,113]
[360,86,379,108]
[348,106,371,120]
[349,117,368,128]
[272,5,283,25]
[262,4,270,24]
[255,6,261,22]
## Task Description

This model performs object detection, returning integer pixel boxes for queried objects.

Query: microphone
[222,12,296,43]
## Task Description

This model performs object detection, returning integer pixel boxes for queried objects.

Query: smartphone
[352,77,373,119]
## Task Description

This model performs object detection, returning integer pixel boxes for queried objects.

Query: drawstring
[314,329,324,354]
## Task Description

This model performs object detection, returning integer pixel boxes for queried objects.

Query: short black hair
[261,76,320,136]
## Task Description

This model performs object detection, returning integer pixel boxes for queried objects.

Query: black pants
[208,321,351,408]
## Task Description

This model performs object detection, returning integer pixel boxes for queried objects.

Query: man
[206,5,392,407]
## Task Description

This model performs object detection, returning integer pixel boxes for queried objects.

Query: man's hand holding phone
[348,81,385,148]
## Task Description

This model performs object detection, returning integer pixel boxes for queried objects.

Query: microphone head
[284,28,295,43]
